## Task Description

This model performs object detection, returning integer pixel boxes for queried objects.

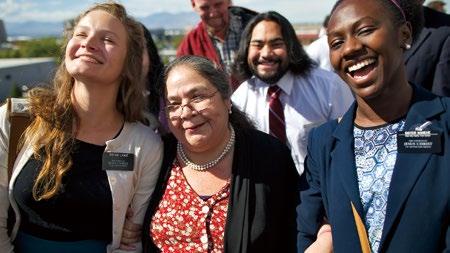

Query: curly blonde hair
[23,2,146,200]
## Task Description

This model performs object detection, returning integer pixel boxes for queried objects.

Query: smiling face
[65,10,128,86]
[191,0,231,36]
[247,20,289,84]
[327,0,411,100]
[165,65,231,153]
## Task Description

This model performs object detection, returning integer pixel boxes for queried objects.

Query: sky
[0,0,341,24]
[1,0,450,24]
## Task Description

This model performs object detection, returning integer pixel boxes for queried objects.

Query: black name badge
[397,131,442,153]
[102,152,134,171]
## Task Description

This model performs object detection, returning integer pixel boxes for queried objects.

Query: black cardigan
[142,128,300,253]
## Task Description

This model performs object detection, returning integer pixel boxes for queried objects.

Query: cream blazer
[0,100,163,253]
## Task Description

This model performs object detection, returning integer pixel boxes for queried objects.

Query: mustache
[255,57,282,65]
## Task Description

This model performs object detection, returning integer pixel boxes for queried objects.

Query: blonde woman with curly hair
[0,2,163,253]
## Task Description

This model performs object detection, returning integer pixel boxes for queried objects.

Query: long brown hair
[23,2,146,201]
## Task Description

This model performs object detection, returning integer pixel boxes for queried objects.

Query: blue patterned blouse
[354,119,405,253]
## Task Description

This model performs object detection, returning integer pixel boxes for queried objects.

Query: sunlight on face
[65,10,128,85]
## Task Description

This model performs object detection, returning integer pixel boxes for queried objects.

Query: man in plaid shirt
[177,0,256,89]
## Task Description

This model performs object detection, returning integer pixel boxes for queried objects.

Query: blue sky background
[1,0,449,24]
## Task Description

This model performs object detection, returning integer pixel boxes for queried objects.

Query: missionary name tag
[397,131,442,153]
[102,152,134,171]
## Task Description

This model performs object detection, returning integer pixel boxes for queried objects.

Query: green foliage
[0,37,61,58]
[9,83,23,98]
[168,35,184,49]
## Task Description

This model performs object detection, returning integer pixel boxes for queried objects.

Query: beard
[249,59,289,84]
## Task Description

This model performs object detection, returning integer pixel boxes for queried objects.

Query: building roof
[0,57,55,69]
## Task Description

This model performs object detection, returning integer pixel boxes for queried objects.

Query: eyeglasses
[165,90,219,120]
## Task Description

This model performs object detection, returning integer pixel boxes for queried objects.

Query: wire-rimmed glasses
[165,90,219,121]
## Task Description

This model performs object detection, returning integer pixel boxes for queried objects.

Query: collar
[228,11,242,34]
[249,71,294,96]
[105,121,132,149]
[332,84,443,141]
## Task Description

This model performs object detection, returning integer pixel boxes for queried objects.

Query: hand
[119,207,142,251]
[305,224,333,253]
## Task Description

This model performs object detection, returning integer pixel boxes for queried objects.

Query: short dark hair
[398,0,424,42]
[233,11,314,81]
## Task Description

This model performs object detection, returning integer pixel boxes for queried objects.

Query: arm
[119,207,142,251]
[0,104,14,253]
[283,148,301,253]
[297,128,327,252]
[115,135,163,253]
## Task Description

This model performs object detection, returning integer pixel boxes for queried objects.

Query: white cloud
[7,0,449,24]
[8,10,79,23]
[0,0,35,18]
[119,0,192,17]
[233,0,336,23]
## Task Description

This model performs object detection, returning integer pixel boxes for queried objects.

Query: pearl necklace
[177,126,235,171]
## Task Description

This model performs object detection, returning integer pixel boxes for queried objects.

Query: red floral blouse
[150,161,230,252]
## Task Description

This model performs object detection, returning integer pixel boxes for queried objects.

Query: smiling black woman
[297,0,450,252]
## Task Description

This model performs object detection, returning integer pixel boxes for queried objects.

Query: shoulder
[177,22,203,49]
[306,36,328,53]
[0,103,10,143]
[123,122,162,147]
[232,79,251,93]
[425,27,450,43]
[424,6,450,27]
[311,119,339,139]
[0,98,30,138]
[187,22,203,36]
[304,68,341,83]
[294,68,347,93]
[229,6,257,24]
[439,96,450,119]
[231,79,254,103]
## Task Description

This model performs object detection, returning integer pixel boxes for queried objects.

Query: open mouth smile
[346,58,377,80]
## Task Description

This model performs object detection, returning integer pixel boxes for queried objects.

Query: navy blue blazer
[405,26,450,97]
[297,85,450,252]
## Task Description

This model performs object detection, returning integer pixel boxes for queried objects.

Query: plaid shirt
[209,12,243,74]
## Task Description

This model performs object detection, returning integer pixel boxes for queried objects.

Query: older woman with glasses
[140,55,300,253]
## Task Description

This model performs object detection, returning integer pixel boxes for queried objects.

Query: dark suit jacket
[297,85,450,252]
[405,26,450,97]
[143,128,299,253]
[423,6,450,28]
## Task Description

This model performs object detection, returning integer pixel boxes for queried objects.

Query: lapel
[331,103,366,217]
[224,128,248,253]
[10,143,34,189]
[404,28,431,63]
[379,86,445,248]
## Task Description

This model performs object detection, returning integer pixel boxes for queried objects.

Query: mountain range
[4,11,199,38]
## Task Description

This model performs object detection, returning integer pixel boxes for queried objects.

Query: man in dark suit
[403,0,450,96]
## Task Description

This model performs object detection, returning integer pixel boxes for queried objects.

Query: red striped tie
[268,85,286,143]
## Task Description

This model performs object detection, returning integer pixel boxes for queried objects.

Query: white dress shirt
[232,68,354,174]
[306,35,334,72]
